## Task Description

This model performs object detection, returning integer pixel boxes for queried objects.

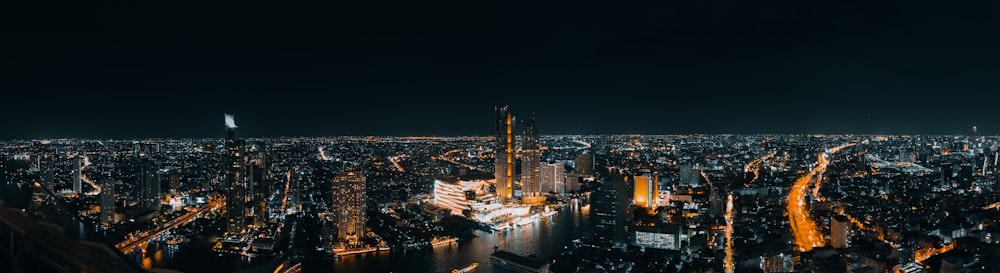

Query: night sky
[3,0,1000,139]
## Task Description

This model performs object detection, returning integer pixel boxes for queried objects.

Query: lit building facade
[830,215,851,249]
[520,116,541,197]
[633,173,658,209]
[224,114,248,236]
[494,105,514,202]
[632,224,685,250]
[434,177,492,215]
[333,171,366,245]
[539,162,565,194]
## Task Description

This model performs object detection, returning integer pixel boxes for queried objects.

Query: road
[79,155,102,194]
[723,193,735,273]
[388,155,406,172]
[787,144,852,252]
[117,197,225,253]
[437,149,477,170]
[745,151,776,185]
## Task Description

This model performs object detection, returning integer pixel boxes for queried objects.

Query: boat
[515,217,534,226]
[452,262,478,273]
[431,236,458,247]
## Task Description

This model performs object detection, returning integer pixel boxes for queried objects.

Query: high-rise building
[100,178,116,228]
[40,155,55,189]
[224,114,248,236]
[138,158,160,210]
[494,105,514,202]
[592,168,629,246]
[169,173,181,192]
[332,171,366,246]
[575,152,593,175]
[959,163,973,190]
[830,215,851,249]
[539,162,565,194]
[633,173,658,209]
[72,156,82,194]
[940,162,954,189]
[250,148,268,227]
[520,116,541,197]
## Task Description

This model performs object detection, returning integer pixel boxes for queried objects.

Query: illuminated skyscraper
[494,105,514,202]
[333,171,366,246]
[72,156,82,194]
[224,114,248,236]
[520,115,541,196]
[632,173,658,209]
[138,158,160,210]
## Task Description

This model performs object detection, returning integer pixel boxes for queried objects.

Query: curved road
[787,144,852,252]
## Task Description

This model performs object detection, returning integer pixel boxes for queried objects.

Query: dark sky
[3,0,1000,139]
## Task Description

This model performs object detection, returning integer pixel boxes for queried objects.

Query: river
[153,198,590,273]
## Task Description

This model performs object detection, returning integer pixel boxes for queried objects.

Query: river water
[153,198,590,273]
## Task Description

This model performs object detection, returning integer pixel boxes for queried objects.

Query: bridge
[116,197,224,253]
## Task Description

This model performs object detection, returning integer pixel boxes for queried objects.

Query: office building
[249,148,268,227]
[539,162,565,194]
[831,215,851,249]
[138,158,160,210]
[633,173,658,209]
[494,105,514,202]
[72,156,82,194]
[224,114,248,236]
[333,171,366,246]
[592,168,629,246]
[520,116,541,197]
[575,152,593,175]
[100,178,116,228]
[941,162,954,189]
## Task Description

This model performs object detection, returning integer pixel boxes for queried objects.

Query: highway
[786,144,852,252]
[116,197,224,253]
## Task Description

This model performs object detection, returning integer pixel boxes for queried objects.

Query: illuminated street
[787,144,852,252]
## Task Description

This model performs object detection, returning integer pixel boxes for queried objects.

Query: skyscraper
[592,168,629,246]
[100,178,116,228]
[138,158,160,210]
[332,171,366,246]
[248,147,269,227]
[520,115,541,197]
[494,105,514,202]
[941,162,954,189]
[575,152,593,175]
[72,156,82,194]
[224,114,248,236]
